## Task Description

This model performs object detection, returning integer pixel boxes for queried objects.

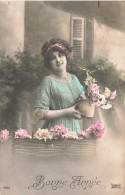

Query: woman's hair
[41,38,72,70]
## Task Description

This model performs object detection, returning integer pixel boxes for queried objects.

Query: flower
[96,94,106,105]
[98,127,105,140]
[88,83,99,96]
[98,94,106,104]
[86,125,95,134]
[101,103,112,109]
[86,121,105,139]
[103,87,111,98]
[49,124,68,140]
[43,43,70,57]
[78,67,116,110]
[59,43,65,49]
[77,131,89,138]
[110,90,116,99]
[95,120,104,129]
[67,131,78,140]
[59,124,68,133]
[9,120,106,142]
[0,129,9,140]
[91,101,101,107]
[34,128,52,142]
[15,128,32,139]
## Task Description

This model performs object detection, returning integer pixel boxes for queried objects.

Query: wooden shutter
[70,13,94,61]
[84,19,94,61]
[70,16,84,59]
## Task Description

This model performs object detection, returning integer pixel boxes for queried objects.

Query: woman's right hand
[66,104,84,119]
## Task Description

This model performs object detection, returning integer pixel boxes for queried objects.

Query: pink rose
[95,121,104,129]
[98,127,105,140]
[0,129,9,140]
[49,124,68,140]
[59,124,68,133]
[15,128,31,138]
[88,83,99,95]
[86,125,96,134]
[77,131,89,138]
[86,121,105,139]
[59,43,65,49]
[110,90,116,99]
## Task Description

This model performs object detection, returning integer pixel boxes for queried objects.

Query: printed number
[4,186,10,189]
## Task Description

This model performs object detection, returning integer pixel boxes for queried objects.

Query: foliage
[0,50,48,130]
[68,57,125,97]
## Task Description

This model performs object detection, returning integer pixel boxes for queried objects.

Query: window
[70,12,94,61]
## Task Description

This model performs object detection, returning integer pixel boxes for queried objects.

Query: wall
[24,1,70,54]
[94,20,125,70]
[0,1,25,55]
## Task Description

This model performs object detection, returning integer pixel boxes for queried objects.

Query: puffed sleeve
[34,77,50,110]
[73,74,85,96]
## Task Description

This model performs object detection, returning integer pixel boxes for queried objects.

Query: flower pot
[77,100,95,118]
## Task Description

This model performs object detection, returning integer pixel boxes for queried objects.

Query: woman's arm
[34,105,84,121]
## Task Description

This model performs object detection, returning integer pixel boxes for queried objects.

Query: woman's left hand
[75,113,85,120]
[66,104,85,120]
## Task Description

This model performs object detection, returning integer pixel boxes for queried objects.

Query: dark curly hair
[41,38,72,70]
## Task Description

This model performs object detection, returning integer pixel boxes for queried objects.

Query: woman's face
[49,51,67,72]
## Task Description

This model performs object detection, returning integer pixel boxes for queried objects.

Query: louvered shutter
[70,17,84,59]
[84,19,94,61]
[70,13,94,61]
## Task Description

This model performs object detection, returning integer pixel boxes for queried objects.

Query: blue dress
[34,74,85,132]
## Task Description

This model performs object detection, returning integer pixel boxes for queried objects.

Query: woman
[34,38,85,132]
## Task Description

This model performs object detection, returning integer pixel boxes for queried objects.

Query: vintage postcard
[0,1,125,195]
